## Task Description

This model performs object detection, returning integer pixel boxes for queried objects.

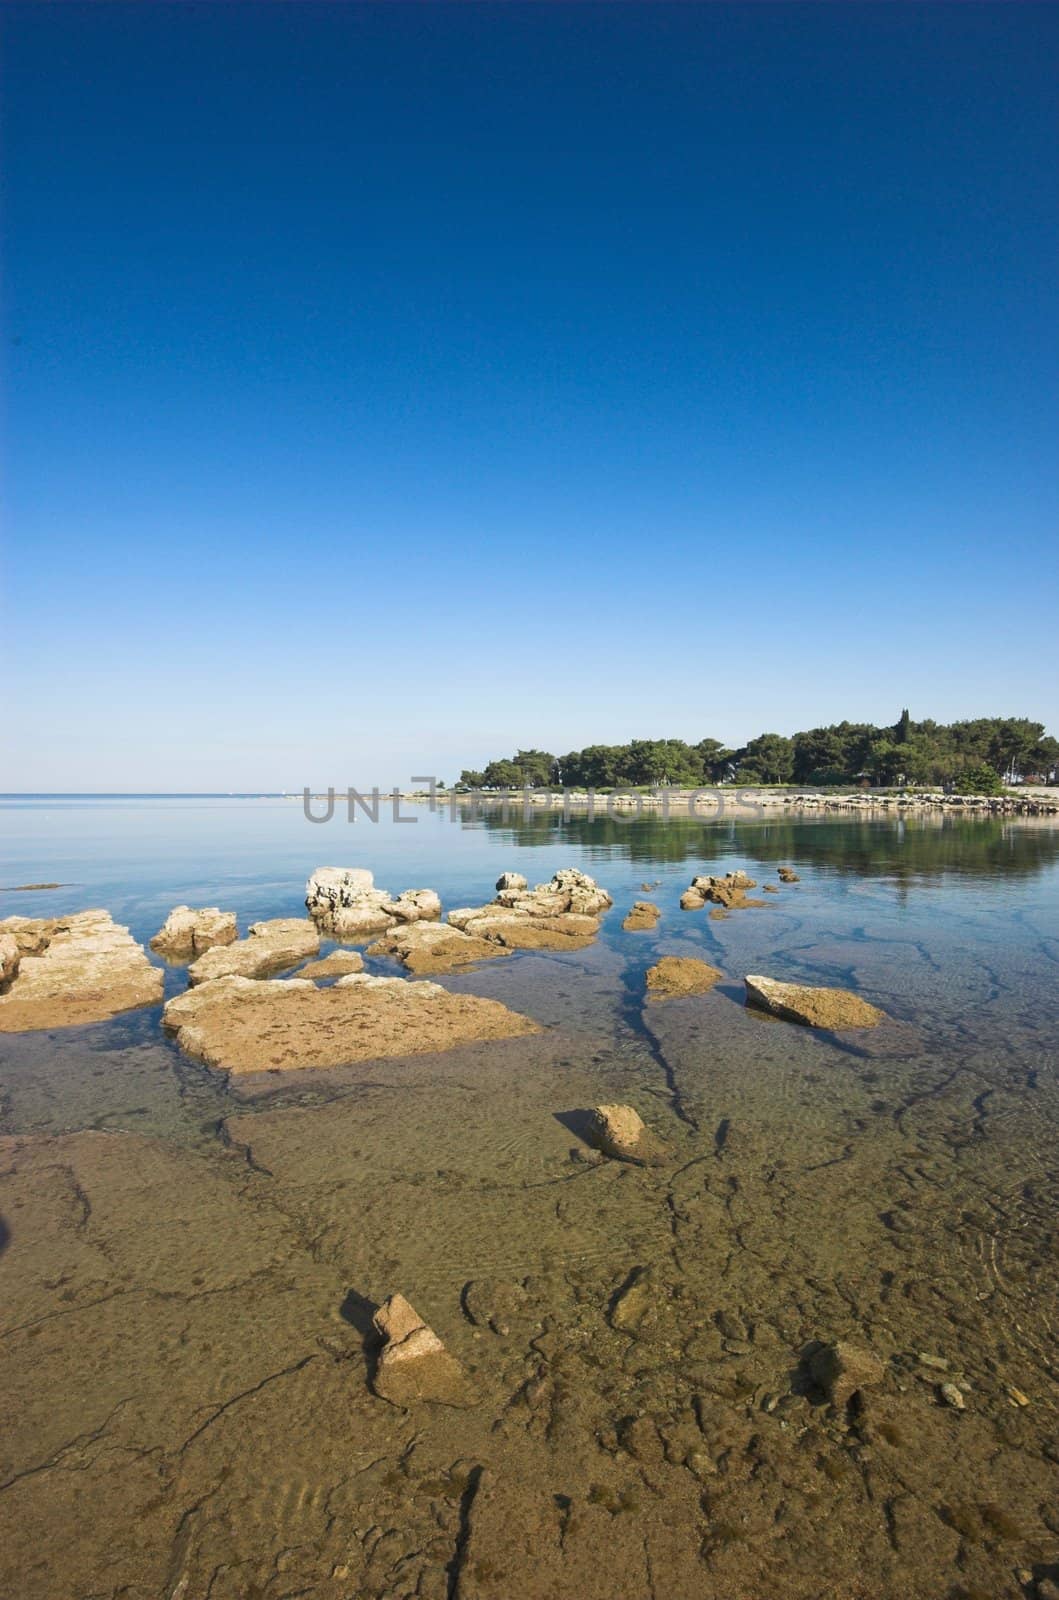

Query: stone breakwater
[411,788,1059,816]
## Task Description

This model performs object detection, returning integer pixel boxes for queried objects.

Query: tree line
[456,714,1059,791]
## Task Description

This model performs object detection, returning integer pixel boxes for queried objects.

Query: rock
[0,931,20,986]
[588,1104,671,1166]
[938,1382,965,1410]
[1006,1384,1031,1408]
[609,1266,657,1332]
[372,1293,473,1407]
[449,908,602,952]
[188,919,320,984]
[462,1278,529,1336]
[163,972,539,1074]
[622,901,661,932]
[679,889,706,911]
[305,868,443,938]
[0,911,163,1032]
[762,885,780,894]
[495,872,528,892]
[296,950,365,980]
[777,867,800,882]
[367,922,510,975]
[150,905,237,959]
[687,872,759,910]
[384,888,443,924]
[916,1352,949,1372]
[744,974,886,1029]
[645,956,723,998]
[809,1341,887,1408]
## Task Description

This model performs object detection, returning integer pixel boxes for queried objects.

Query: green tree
[955,765,1005,796]
[737,733,795,785]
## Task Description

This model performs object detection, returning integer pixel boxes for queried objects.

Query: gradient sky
[2,2,1057,790]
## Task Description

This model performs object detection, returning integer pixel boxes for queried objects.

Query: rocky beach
[1,805,1058,1600]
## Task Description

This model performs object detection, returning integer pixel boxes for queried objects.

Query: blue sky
[2,3,1056,789]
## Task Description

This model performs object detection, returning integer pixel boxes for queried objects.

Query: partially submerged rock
[645,956,722,998]
[163,972,539,1074]
[0,911,163,1031]
[368,921,510,975]
[809,1341,886,1408]
[150,905,237,959]
[296,949,365,980]
[680,889,706,910]
[744,974,886,1029]
[305,868,442,938]
[188,918,320,984]
[445,868,612,952]
[778,866,800,883]
[588,1104,671,1166]
[622,901,661,932]
[371,1293,473,1407]
[694,872,758,909]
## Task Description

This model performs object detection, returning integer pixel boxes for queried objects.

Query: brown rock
[367,922,509,975]
[163,972,539,1074]
[0,911,163,1032]
[187,918,320,984]
[777,867,800,883]
[744,974,886,1029]
[679,889,706,910]
[809,1341,887,1407]
[622,901,661,932]
[372,1293,473,1407]
[296,949,365,980]
[150,905,237,959]
[645,956,723,998]
[0,931,20,986]
[588,1104,671,1166]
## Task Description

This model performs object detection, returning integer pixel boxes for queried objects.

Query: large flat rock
[187,917,320,984]
[163,972,540,1074]
[744,973,886,1029]
[0,911,163,1031]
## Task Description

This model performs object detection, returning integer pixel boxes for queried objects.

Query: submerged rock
[368,921,510,975]
[163,972,539,1074]
[744,974,886,1029]
[188,918,320,984]
[622,900,661,932]
[150,905,237,959]
[809,1341,886,1408]
[372,1292,473,1407]
[305,868,443,938]
[682,871,761,911]
[588,1104,671,1166]
[645,956,723,998]
[296,949,365,980]
[608,1265,658,1333]
[0,911,163,1031]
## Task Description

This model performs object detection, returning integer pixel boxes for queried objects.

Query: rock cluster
[622,901,661,932]
[187,918,320,985]
[150,905,237,959]
[371,1293,473,1407]
[163,972,539,1074]
[777,866,800,883]
[375,869,614,972]
[680,871,766,913]
[744,974,886,1029]
[645,956,723,998]
[305,868,442,938]
[587,1104,671,1167]
[0,911,163,1031]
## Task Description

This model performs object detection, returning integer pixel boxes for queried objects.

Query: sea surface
[2,796,1058,1598]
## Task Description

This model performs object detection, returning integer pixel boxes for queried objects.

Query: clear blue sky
[2,3,1056,789]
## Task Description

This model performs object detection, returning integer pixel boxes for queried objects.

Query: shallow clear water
[2,798,1059,1599]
